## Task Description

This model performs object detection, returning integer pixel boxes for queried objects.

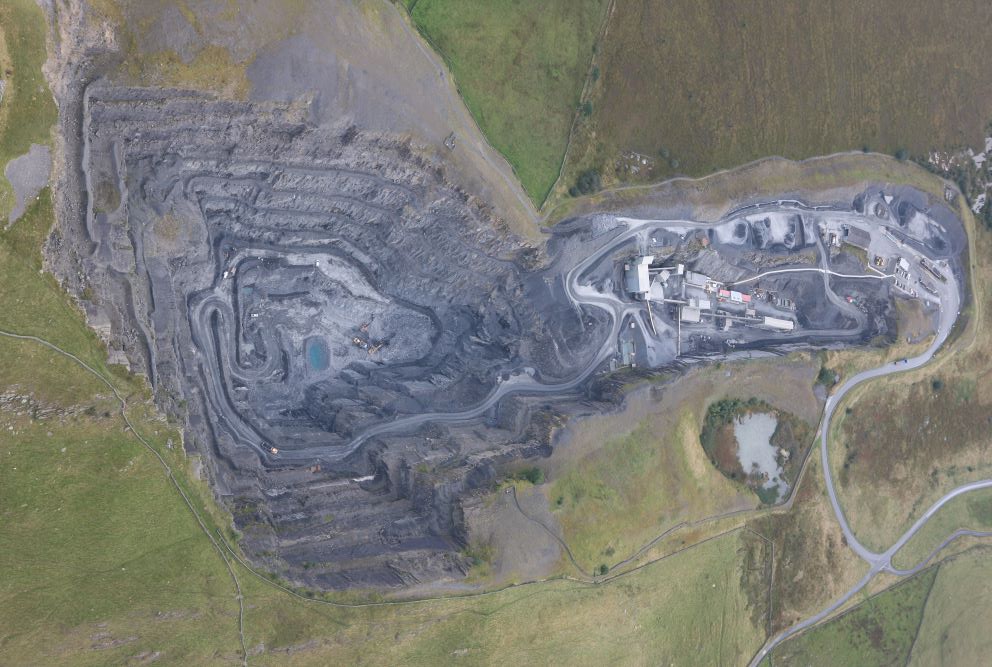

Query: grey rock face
[64,86,602,590]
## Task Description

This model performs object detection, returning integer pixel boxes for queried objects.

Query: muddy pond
[733,412,788,498]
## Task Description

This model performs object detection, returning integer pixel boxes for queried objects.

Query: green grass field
[548,357,820,573]
[0,0,57,221]
[248,529,767,665]
[560,0,992,200]
[406,2,992,209]
[409,0,606,205]
[891,487,992,570]
[768,547,992,666]
[0,394,243,664]
[766,565,938,666]
[551,411,745,570]
[909,548,992,665]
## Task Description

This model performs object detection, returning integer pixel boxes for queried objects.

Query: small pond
[734,412,788,497]
[305,336,330,371]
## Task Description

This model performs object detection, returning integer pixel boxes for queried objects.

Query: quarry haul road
[300,215,676,461]
[729,266,893,287]
[750,257,992,664]
[325,205,893,464]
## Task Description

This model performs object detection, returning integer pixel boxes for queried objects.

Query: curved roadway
[751,250,992,664]
[263,210,876,461]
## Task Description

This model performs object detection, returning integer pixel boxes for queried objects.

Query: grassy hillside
[561,0,992,198]
[240,529,766,665]
[405,1,992,208]
[547,357,820,571]
[0,375,243,664]
[831,195,992,554]
[909,548,992,665]
[410,0,606,205]
[766,565,938,666]
[0,0,58,221]
[892,487,992,570]
[769,547,992,666]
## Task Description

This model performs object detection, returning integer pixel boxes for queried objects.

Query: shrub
[516,466,545,485]
[464,540,495,567]
[816,365,838,387]
[754,485,780,506]
[982,201,992,230]
[569,168,601,196]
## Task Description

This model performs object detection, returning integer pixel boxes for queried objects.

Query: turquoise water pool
[305,337,330,371]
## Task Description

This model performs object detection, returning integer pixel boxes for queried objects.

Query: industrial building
[761,316,794,331]
[624,255,653,299]
[684,270,711,288]
[717,289,751,304]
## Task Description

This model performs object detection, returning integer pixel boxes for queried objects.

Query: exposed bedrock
[58,86,611,589]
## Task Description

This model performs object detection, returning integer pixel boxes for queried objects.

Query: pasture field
[402,1,992,212]
[561,0,992,200]
[410,0,607,205]
[546,356,819,571]
[908,547,992,665]
[891,487,992,570]
[766,565,937,666]
[239,529,767,666]
[769,547,992,666]
[0,0,57,221]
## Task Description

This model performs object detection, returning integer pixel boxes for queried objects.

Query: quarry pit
[46,84,966,591]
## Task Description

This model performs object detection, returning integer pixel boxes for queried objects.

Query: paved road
[750,240,992,664]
